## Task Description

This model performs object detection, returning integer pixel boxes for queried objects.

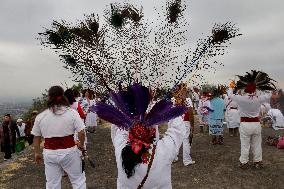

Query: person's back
[31,86,87,189]
[209,97,225,120]
[231,94,270,118]
[112,117,185,189]
[94,83,187,189]
[35,107,81,138]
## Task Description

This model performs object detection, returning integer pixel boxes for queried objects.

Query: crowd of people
[1,70,284,189]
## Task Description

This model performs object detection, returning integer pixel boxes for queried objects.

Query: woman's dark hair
[64,89,76,105]
[82,89,94,99]
[47,86,69,108]
[121,144,147,178]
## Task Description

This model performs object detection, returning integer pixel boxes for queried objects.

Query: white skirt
[226,109,240,128]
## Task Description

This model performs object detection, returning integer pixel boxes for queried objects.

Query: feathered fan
[90,83,187,130]
[235,70,276,92]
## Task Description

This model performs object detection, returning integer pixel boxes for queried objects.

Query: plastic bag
[277,136,284,149]
[15,139,25,153]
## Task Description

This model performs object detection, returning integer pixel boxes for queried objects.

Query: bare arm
[77,129,86,151]
[33,136,41,154]
[33,136,43,164]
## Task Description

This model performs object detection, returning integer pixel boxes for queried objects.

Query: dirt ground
[1,118,284,189]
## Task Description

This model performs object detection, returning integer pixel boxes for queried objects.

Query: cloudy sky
[0,0,283,102]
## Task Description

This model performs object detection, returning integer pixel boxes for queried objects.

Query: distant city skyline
[1,0,284,102]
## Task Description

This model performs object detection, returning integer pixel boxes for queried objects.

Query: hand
[77,143,85,151]
[34,153,43,164]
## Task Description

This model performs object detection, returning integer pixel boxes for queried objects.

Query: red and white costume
[111,117,186,189]
[230,93,271,164]
[31,107,86,189]
[174,98,195,165]
[225,97,240,128]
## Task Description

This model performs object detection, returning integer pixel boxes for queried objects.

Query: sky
[0,0,283,102]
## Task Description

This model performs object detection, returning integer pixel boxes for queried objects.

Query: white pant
[239,122,262,164]
[43,147,86,189]
[175,121,193,165]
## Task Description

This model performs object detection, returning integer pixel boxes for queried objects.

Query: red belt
[241,117,259,122]
[44,135,75,150]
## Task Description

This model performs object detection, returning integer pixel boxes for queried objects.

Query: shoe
[218,136,224,145]
[184,161,196,166]
[4,158,8,161]
[254,161,264,169]
[211,139,218,145]
[211,137,218,145]
[173,157,178,163]
[239,162,249,169]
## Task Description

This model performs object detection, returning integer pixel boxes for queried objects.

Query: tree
[22,92,48,121]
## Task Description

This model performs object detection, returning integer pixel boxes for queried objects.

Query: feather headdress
[91,83,187,155]
[211,85,227,98]
[91,83,186,130]
[235,70,276,93]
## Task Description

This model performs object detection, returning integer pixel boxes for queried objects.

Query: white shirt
[17,123,26,137]
[31,107,85,138]
[111,117,186,189]
[230,94,271,118]
[267,109,284,130]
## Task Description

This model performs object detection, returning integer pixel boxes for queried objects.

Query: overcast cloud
[0,0,283,101]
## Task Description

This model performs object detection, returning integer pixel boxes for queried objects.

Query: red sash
[241,117,259,122]
[44,135,75,150]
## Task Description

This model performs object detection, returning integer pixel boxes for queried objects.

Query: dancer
[231,70,276,169]
[197,92,211,133]
[225,96,240,137]
[192,87,200,113]
[173,83,195,165]
[80,89,97,133]
[32,86,87,189]
[93,83,187,189]
[208,86,226,144]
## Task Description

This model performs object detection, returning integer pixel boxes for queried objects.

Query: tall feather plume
[93,83,186,130]
[144,106,187,127]
[110,91,134,118]
[90,102,133,130]
[130,83,150,118]
[145,99,173,120]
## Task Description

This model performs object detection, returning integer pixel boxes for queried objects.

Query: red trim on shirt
[77,103,86,119]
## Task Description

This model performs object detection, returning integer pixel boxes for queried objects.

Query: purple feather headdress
[90,83,187,130]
